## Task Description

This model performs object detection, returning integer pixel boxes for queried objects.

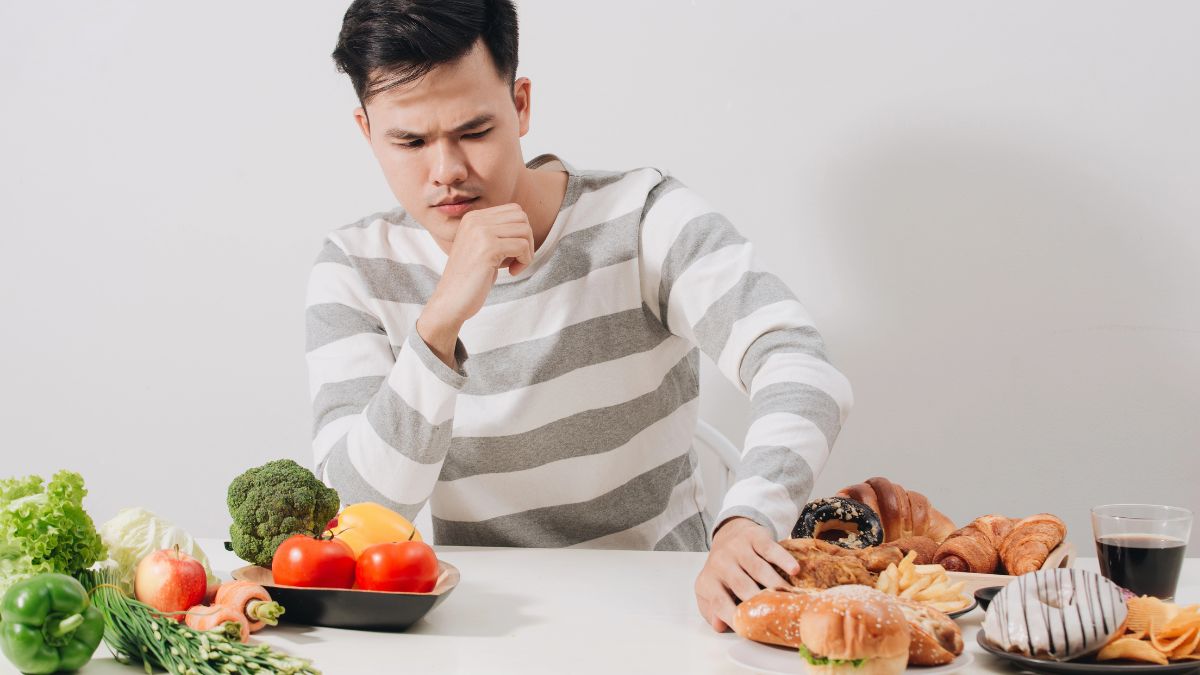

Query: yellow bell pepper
[331,502,422,558]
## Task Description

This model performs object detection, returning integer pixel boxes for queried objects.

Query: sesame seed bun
[797,585,910,675]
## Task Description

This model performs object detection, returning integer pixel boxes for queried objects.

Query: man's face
[354,41,530,250]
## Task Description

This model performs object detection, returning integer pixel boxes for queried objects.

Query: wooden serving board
[946,541,1076,595]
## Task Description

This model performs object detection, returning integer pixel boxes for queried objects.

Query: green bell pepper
[0,573,105,674]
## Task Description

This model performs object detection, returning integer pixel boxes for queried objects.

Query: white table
[9,542,1199,675]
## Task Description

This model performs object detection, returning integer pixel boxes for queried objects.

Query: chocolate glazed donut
[792,497,885,549]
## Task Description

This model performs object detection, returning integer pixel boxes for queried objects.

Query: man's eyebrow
[383,114,496,141]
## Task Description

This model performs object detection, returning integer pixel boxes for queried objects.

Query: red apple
[135,547,207,620]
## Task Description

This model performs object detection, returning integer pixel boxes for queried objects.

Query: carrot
[183,604,250,643]
[214,580,285,632]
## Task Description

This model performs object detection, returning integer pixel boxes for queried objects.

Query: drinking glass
[1091,504,1191,600]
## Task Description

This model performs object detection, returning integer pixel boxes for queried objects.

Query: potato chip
[1097,637,1170,665]
[1150,624,1196,654]
[1168,628,1200,660]
[1125,596,1173,635]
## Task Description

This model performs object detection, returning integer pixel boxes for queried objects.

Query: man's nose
[430,141,468,187]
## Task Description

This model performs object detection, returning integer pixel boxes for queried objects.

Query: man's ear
[353,107,372,142]
[513,77,532,137]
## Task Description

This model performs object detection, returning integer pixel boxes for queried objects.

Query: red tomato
[355,541,439,593]
[271,534,356,588]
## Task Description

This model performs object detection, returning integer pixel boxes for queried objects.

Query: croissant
[1000,513,1067,576]
[932,515,1014,573]
[836,477,956,544]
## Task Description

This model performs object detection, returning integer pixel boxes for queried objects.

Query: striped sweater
[306,154,853,551]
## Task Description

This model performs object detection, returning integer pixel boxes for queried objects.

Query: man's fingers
[737,549,790,590]
[753,537,800,576]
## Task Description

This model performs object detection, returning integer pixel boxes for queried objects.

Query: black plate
[975,585,1003,611]
[948,597,979,619]
[231,562,459,632]
[976,631,1200,673]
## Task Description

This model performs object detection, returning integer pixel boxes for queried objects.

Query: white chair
[691,419,742,529]
[411,420,741,543]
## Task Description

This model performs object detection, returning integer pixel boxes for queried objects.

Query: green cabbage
[0,470,107,596]
[98,507,219,593]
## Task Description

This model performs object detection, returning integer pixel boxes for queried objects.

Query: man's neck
[510,164,569,250]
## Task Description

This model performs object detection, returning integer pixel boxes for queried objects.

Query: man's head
[332,0,527,247]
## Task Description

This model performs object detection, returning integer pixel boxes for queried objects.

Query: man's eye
[395,139,424,149]
[463,128,491,140]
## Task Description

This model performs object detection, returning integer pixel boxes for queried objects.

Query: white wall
[1,1,1197,554]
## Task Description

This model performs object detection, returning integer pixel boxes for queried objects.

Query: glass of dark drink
[1091,504,1192,600]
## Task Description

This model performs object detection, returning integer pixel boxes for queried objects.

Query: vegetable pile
[0,470,107,597]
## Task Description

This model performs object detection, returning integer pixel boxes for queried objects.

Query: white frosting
[982,569,1127,661]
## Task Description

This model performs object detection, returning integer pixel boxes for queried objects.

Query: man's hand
[417,204,535,367]
[694,516,801,632]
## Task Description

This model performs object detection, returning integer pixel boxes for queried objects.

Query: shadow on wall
[813,124,1200,547]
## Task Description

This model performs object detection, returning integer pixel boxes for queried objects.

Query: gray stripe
[484,209,641,305]
[728,446,816,539]
[321,438,425,519]
[654,511,709,552]
[738,327,828,389]
[314,240,352,265]
[715,505,784,542]
[432,451,696,547]
[657,213,745,326]
[312,375,383,436]
[306,303,385,352]
[350,257,440,305]
[750,382,842,447]
[366,382,453,464]
[337,207,421,230]
[692,271,798,358]
[405,328,469,387]
[462,305,670,396]
[442,348,699,480]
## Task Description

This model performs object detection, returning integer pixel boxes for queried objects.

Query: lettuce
[99,506,218,592]
[0,470,107,596]
[798,644,867,668]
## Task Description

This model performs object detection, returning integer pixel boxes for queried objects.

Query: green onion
[80,569,320,675]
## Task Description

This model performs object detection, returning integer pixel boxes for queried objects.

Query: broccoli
[226,459,341,567]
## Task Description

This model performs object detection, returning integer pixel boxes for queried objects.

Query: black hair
[332,0,519,104]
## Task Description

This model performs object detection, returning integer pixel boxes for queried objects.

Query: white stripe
[306,262,376,314]
[719,475,799,542]
[435,399,699,521]
[346,420,444,501]
[389,342,459,426]
[453,336,694,438]
[313,415,358,467]
[306,332,394,398]
[749,353,854,420]
[665,242,755,338]
[743,411,831,477]
[639,186,717,319]
[716,300,817,389]
[458,257,643,353]
[330,221,444,268]
[570,466,706,550]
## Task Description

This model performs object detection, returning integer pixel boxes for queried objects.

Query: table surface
[6,541,1198,675]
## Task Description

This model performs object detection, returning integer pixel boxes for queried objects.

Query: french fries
[875,551,971,613]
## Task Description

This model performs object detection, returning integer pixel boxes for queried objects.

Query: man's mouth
[434,197,479,217]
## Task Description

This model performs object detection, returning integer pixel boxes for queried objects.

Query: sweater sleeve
[305,238,467,518]
[638,176,854,541]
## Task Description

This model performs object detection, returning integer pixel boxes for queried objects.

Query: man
[309,0,853,631]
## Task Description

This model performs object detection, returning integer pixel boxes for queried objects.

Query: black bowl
[231,562,459,632]
[974,585,1003,611]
